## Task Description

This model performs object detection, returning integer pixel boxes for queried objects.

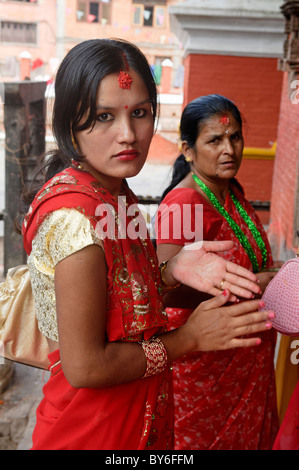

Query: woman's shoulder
[230,178,245,197]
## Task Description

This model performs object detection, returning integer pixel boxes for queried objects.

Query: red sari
[23,168,174,450]
[156,182,279,450]
[273,378,299,450]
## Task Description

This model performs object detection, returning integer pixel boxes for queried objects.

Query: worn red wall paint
[268,72,299,254]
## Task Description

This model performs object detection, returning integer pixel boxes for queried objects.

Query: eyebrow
[208,133,222,139]
[206,133,225,141]
[208,129,242,139]
[96,98,151,111]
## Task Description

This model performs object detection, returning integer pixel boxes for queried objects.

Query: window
[0,56,18,78]
[155,6,166,27]
[0,21,37,44]
[143,6,154,26]
[152,56,169,84]
[132,3,167,28]
[77,0,111,24]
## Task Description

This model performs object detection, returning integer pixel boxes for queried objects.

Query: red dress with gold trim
[23,168,174,450]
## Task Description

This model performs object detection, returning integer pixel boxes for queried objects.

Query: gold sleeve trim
[28,208,104,342]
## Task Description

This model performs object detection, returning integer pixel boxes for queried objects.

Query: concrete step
[0,362,48,450]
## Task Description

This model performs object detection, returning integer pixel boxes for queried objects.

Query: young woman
[156,94,281,450]
[21,41,274,450]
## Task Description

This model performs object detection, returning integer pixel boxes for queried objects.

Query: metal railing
[136,197,271,212]
[0,199,270,223]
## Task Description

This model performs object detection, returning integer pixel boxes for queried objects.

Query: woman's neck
[75,162,123,198]
[189,171,230,206]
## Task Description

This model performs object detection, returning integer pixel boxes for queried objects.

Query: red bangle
[139,337,168,378]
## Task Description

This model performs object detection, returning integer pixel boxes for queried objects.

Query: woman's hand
[185,291,275,351]
[162,240,261,300]
[256,259,284,294]
[160,289,275,360]
[256,272,276,294]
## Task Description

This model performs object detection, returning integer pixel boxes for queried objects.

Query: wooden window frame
[76,0,111,24]
[0,21,37,45]
[132,4,166,28]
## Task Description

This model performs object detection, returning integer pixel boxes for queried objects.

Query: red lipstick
[114,150,139,161]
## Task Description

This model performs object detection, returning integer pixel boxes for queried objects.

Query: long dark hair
[17,38,158,231]
[160,94,243,202]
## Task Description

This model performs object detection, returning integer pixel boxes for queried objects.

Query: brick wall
[180,52,284,225]
[268,72,299,259]
[183,54,283,148]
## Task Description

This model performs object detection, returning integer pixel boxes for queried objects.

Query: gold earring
[185,156,192,163]
[71,159,83,170]
[71,134,77,150]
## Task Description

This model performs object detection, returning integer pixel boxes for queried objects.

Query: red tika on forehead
[118,52,133,90]
[118,71,133,90]
[220,115,230,125]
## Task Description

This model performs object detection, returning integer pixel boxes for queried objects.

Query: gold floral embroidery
[28,208,103,342]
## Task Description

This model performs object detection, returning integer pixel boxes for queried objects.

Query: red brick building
[0,0,183,84]
[181,54,283,149]
[0,0,184,153]
[0,0,57,81]
[267,0,299,259]
[169,0,285,224]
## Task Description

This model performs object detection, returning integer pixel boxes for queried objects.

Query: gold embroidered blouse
[28,208,104,342]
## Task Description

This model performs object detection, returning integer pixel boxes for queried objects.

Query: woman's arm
[55,244,147,388]
[157,242,212,308]
[55,244,274,389]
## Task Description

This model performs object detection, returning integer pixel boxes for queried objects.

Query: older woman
[156,94,280,450]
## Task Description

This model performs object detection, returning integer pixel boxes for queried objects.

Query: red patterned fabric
[156,182,279,450]
[23,168,174,450]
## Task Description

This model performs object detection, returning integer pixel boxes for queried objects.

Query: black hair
[17,38,158,232]
[160,94,243,202]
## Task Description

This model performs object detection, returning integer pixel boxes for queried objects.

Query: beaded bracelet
[139,337,168,378]
[159,261,181,291]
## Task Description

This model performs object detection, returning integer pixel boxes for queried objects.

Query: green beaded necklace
[192,173,267,273]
